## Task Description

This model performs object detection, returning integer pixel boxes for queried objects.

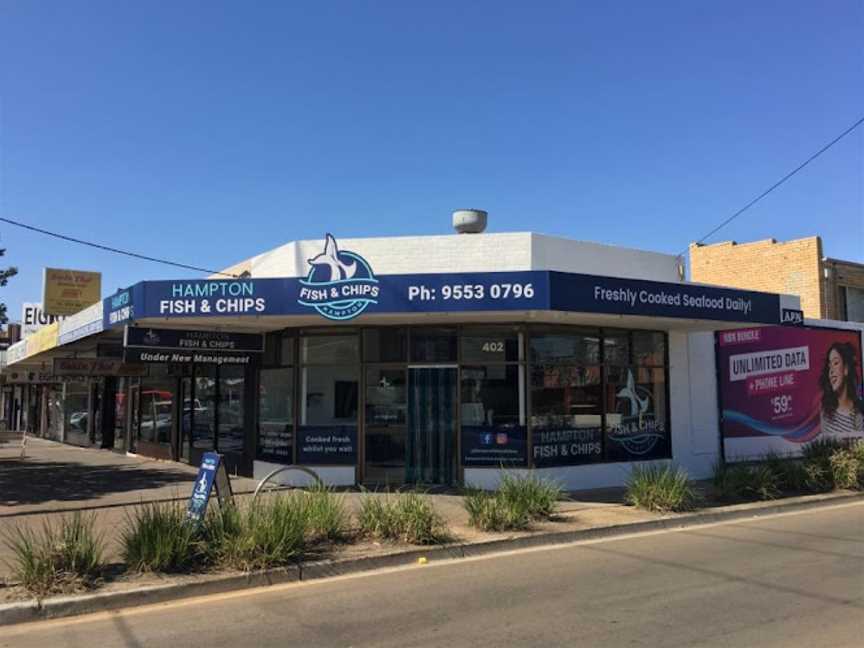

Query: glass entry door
[406,367,457,485]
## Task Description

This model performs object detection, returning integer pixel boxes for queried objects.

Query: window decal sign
[717,326,864,461]
[461,426,528,467]
[607,369,666,458]
[297,234,380,321]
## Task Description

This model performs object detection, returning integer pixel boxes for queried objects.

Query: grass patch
[358,492,449,545]
[626,464,698,513]
[303,483,350,543]
[463,488,530,532]
[498,473,562,520]
[3,512,105,597]
[207,494,308,571]
[121,500,204,573]
[464,474,562,532]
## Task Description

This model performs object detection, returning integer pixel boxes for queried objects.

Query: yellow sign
[26,322,59,358]
[42,267,102,316]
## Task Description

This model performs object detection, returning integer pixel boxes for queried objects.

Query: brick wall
[689,237,824,318]
[824,258,864,321]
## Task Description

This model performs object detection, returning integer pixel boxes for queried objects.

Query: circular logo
[298,234,380,321]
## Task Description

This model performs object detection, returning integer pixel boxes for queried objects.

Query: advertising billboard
[43,268,102,316]
[717,326,864,461]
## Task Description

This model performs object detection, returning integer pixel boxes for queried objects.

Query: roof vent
[452,209,488,234]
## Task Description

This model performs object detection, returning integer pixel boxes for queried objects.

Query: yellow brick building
[689,236,864,322]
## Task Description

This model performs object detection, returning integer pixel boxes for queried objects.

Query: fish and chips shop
[8,217,860,490]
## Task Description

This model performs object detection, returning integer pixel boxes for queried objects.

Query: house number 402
[482,341,504,352]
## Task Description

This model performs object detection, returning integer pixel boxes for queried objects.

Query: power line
[681,114,864,257]
[0,216,238,278]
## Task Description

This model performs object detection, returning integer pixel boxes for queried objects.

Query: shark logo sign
[298,234,379,321]
[608,369,666,456]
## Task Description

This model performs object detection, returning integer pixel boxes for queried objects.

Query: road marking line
[5,499,862,635]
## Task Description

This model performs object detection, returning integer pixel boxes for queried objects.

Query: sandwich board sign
[186,452,233,522]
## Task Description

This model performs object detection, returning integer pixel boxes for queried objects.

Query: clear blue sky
[1,1,862,321]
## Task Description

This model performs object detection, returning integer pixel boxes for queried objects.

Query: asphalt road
[3,503,863,648]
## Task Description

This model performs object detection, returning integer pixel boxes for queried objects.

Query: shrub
[498,473,562,521]
[713,460,783,502]
[759,453,806,492]
[303,483,350,542]
[746,464,782,500]
[712,461,750,501]
[802,437,848,463]
[463,488,530,532]
[358,492,449,545]
[208,495,308,571]
[121,500,203,573]
[3,512,105,597]
[828,449,860,490]
[803,461,833,493]
[801,438,862,492]
[626,464,698,513]
[773,459,810,493]
[851,441,864,488]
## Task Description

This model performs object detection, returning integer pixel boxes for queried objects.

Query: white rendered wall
[248,233,534,278]
[530,233,681,282]
[239,231,682,283]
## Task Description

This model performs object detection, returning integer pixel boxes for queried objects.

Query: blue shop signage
[298,234,379,321]
[103,243,789,327]
[549,272,782,324]
[103,286,141,329]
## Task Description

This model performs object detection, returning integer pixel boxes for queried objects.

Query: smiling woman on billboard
[819,342,864,439]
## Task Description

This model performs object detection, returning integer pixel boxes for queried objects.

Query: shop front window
[43,386,62,441]
[139,368,175,445]
[530,364,603,466]
[530,330,600,365]
[218,365,246,454]
[192,366,217,451]
[114,377,128,452]
[461,363,526,467]
[365,367,407,484]
[529,331,603,467]
[460,327,522,363]
[258,367,294,463]
[64,380,91,446]
[602,329,669,462]
[298,334,359,466]
[527,328,669,466]
[301,335,359,364]
[604,364,668,462]
[410,328,457,363]
[364,328,408,363]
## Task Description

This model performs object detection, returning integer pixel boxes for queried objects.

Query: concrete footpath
[0,434,259,517]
